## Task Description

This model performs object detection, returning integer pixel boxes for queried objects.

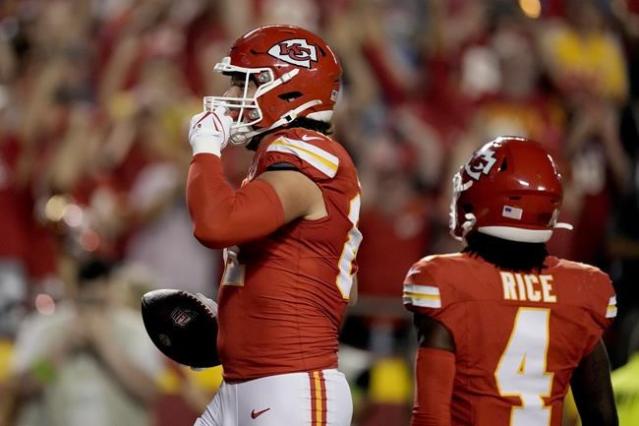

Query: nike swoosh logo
[300,134,323,141]
[250,408,271,419]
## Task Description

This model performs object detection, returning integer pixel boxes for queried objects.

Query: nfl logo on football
[171,308,197,327]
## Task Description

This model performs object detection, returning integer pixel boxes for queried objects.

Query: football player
[403,137,618,426]
[186,25,359,426]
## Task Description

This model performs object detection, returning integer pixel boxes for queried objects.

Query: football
[140,289,221,368]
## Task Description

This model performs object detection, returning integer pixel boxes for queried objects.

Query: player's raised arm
[256,169,326,223]
[411,313,456,426]
[186,109,323,249]
[571,340,618,426]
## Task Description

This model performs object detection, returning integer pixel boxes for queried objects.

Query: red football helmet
[204,25,342,144]
[450,136,572,243]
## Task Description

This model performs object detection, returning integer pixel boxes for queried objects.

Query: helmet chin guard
[205,95,323,145]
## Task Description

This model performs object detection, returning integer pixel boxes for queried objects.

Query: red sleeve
[411,348,455,426]
[186,154,286,249]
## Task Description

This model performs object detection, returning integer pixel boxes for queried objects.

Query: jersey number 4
[495,308,554,425]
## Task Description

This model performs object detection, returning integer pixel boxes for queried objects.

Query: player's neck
[463,232,549,272]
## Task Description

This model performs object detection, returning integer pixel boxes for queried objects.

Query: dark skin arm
[571,340,618,426]
[414,313,455,351]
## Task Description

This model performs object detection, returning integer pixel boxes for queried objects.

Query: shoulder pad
[257,130,340,180]
[403,253,467,312]
[403,259,442,310]
[556,258,617,320]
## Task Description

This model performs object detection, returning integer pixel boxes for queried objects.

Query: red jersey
[217,128,361,381]
[403,252,616,426]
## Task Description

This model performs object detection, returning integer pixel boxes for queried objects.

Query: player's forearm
[186,154,285,249]
[580,411,618,426]
[576,396,618,426]
[411,347,455,426]
[572,340,618,426]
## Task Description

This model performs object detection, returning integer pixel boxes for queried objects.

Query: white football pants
[194,369,352,426]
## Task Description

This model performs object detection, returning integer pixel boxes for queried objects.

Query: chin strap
[229,99,323,145]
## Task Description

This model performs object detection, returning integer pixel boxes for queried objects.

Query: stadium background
[0,0,638,424]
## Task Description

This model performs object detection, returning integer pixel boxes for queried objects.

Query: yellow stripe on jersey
[267,137,339,178]
[404,284,440,296]
[403,283,442,308]
[403,296,442,309]
[403,291,441,301]
[606,296,618,318]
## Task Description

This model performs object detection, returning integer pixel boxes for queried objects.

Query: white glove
[188,107,233,157]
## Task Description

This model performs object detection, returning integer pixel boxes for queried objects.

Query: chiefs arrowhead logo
[268,39,318,68]
[465,148,497,181]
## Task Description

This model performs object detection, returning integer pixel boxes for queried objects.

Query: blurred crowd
[0,0,638,425]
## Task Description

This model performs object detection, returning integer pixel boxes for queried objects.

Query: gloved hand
[188,107,233,157]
